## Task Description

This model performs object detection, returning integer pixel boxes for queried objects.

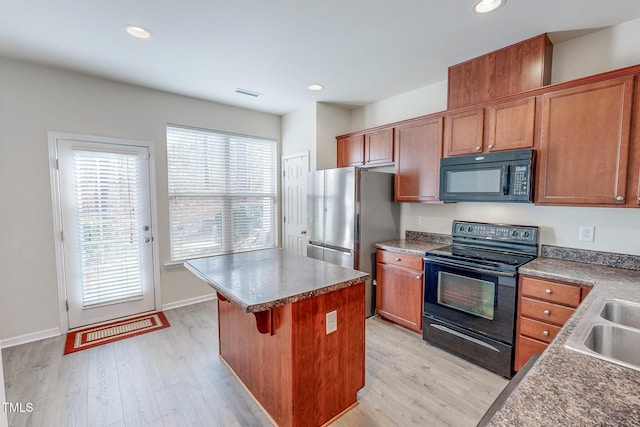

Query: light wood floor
[3,300,507,427]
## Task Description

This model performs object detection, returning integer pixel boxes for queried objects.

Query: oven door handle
[429,324,501,353]
[424,257,516,278]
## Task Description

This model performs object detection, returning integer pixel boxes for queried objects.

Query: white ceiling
[2,1,640,116]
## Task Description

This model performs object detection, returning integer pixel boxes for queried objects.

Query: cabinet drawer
[520,297,575,325]
[520,276,581,307]
[377,250,423,271]
[519,317,561,344]
[515,335,547,371]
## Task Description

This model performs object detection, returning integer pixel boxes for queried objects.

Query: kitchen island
[185,248,369,427]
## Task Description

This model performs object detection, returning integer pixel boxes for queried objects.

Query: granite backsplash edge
[405,230,640,271]
[540,245,640,271]
[404,230,452,245]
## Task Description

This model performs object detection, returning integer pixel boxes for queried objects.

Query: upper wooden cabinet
[536,75,635,206]
[444,96,535,157]
[337,129,393,167]
[487,97,536,152]
[365,128,394,166]
[448,34,552,109]
[443,108,485,156]
[394,116,443,202]
[337,134,364,167]
[629,75,640,207]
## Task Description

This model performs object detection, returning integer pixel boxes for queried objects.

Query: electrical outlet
[579,225,595,242]
[326,310,337,335]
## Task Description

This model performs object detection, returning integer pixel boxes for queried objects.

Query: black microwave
[439,149,535,203]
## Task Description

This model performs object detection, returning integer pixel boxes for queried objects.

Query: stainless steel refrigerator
[307,167,400,317]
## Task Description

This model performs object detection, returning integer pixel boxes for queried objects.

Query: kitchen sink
[565,298,640,372]
[583,324,640,368]
[600,300,640,329]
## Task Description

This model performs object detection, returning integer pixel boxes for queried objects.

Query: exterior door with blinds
[56,139,156,329]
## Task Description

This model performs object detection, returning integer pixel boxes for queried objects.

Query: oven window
[445,169,501,193]
[437,271,495,320]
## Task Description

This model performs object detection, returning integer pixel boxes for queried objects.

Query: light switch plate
[326,310,337,334]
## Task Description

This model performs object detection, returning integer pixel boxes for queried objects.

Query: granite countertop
[184,248,369,313]
[375,239,448,255]
[488,257,640,426]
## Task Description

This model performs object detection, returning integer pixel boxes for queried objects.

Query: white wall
[282,101,350,171]
[315,103,351,170]
[349,18,640,255]
[552,16,640,84]
[282,102,316,161]
[0,57,281,342]
[351,80,448,131]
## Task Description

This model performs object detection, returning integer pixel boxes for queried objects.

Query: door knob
[301,230,307,235]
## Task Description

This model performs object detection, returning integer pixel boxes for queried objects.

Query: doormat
[64,312,170,354]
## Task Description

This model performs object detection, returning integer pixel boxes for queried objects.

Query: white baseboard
[0,296,216,349]
[162,293,217,311]
[1,327,61,349]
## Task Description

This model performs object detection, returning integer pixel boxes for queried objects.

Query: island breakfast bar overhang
[184,248,370,427]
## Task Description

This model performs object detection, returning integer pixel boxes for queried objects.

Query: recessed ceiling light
[474,0,505,13]
[125,25,151,39]
[308,84,324,91]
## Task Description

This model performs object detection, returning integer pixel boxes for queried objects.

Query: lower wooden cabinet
[375,249,424,333]
[514,275,591,371]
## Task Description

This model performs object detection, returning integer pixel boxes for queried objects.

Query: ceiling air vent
[235,88,262,97]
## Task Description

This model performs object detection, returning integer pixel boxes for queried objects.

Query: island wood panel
[217,298,294,426]
[291,282,365,425]
[217,283,365,427]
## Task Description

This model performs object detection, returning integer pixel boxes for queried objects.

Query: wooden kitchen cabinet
[337,129,394,167]
[448,34,552,109]
[628,74,640,207]
[394,116,443,202]
[514,275,591,371]
[376,249,424,333]
[365,128,394,166]
[443,108,485,156]
[337,134,364,167]
[536,75,635,205]
[444,96,535,157]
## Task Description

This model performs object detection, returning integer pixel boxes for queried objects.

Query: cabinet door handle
[543,309,551,316]
[542,330,550,337]
[488,144,494,150]
[545,289,552,295]
[616,195,624,201]
[416,275,421,280]
[475,146,481,151]
[395,257,401,262]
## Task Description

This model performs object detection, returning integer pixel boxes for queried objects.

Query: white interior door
[56,138,156,329]
[282,152,309,255]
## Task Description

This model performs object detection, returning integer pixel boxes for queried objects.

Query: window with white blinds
[166,125,277,261]
[74,149,144,307]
